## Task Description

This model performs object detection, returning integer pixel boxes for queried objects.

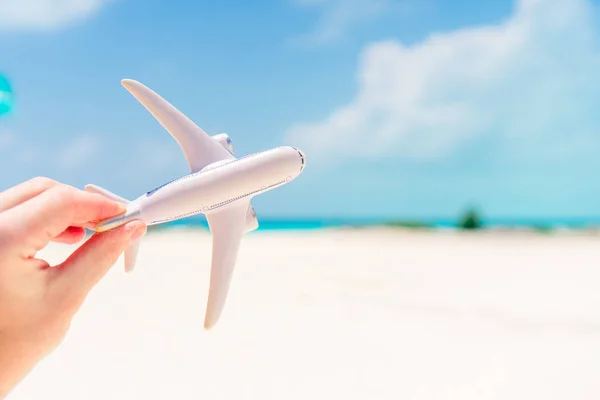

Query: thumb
[51,221,146,305]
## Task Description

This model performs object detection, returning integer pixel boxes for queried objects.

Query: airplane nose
[291,146,306,171]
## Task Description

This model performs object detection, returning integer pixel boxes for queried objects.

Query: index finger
[0,176,58,212]
[0,177,95,235]
[3,185,126,255]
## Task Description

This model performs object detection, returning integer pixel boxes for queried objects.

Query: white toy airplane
[87,79,306,329]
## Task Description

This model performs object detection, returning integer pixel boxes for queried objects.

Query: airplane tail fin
[84,184,141,273]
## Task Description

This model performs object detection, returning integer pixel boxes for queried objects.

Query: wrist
[0,335,46,399]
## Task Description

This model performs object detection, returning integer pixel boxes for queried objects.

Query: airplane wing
[203,200,250,329]
[84,183,130,204]
[121,79,234,173]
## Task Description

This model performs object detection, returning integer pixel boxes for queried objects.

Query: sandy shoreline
[9,229,600,399]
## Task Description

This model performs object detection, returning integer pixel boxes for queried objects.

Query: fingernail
[123,220,146,239]
[130,223,147,242]
[117,202,127,214]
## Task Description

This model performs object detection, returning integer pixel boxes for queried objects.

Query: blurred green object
[0,74,14,117]
[384,220,433,229]
[459,208,482,230]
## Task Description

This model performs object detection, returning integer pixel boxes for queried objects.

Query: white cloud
[54,134,101,169]
[0,0,113,31]
[292,0,392,45]
[285,0,600,162]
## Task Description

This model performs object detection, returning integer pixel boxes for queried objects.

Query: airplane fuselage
[95,145,305,232]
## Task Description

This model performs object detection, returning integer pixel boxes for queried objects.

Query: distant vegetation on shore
[383,207,600,234]
[383,207,485,231]
[458,208,482,230]
[383,220,434,229]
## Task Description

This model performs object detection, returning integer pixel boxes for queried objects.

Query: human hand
[0,177,146,398]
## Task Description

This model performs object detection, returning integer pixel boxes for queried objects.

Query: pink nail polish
[130,225,147,241]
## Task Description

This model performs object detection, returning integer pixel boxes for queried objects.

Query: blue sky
[1,0,600,220]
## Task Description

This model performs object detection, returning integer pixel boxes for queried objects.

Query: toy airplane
[87,79,306,329]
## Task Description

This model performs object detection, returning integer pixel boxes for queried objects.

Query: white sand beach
[9,228,600,399]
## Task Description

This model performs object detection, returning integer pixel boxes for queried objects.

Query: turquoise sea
[154,216,600,231]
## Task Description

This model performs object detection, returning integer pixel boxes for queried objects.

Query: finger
[0,178,105,231]
[50,220,146,305]
[57,222,95,230]
[52,226,87,245]
[4,185,126,255]
[0,177,59,212]
[81,221,97,229]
